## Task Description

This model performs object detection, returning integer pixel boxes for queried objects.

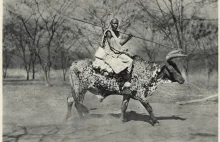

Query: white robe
[93,29,133,74]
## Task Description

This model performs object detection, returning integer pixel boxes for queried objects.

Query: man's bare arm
[120,34,133,46]
[106,31,113,48]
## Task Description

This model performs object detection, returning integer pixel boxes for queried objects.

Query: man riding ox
[66,18,187,125]
[93,18,133,93]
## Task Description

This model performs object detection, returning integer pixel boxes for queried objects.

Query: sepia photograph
[3,0,218,141]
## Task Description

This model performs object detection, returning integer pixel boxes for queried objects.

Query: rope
[60,14,173,48]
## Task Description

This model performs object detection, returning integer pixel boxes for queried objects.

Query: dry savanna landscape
[3,69,218,142]
[3,0,218,142]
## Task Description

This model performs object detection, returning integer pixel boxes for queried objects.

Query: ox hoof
[121,118,129,123]
[65,115,71,121]
[99,98,104,102]
[151,120,159,126]
[65,111,72,120]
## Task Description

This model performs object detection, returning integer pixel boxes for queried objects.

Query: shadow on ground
[86,111,186,125]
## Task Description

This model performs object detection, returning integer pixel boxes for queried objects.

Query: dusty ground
[3,81,218,142]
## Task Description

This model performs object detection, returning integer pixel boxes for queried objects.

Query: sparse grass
[186,71,218,98]
[188,70,218,89]
[3,83,70,125]
[4,68,69,84]
[6,68,29,79]
[150,71,218,103]
[5,68,217,87]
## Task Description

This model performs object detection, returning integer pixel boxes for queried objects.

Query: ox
[66,49,186,125]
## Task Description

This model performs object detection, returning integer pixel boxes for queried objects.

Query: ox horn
[166,49,187,61]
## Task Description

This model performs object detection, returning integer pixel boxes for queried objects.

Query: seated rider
[93,18,133,91]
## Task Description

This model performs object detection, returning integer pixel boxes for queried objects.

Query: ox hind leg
[74,90,89,118]
[66,89,84,119]
[66,87,89,120]
[140,100,159,126]
[67,67,90,120]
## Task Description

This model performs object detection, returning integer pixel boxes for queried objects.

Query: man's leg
[104,55,127,74]
[118,54,133,73]
[118,54,133,90]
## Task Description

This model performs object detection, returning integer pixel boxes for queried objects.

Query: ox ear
[166,49,187,62]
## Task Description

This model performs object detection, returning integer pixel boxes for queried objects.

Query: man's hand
[127,33,133,40]
[120,33,133,46]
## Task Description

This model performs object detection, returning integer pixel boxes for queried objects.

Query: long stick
[176,94,218,105]
[119,31,172,48]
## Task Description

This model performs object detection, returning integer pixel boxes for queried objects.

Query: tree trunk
[205,58,212,83]
[25,65,31,80]
[32,62,35,80]
[63,69,66,81]
[62,61,67,81]
[26,71,30,80]
[48,67,51,80]
[63,74,66,81]
[3,68,7,79]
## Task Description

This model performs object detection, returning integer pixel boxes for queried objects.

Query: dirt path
[3,84,218,142]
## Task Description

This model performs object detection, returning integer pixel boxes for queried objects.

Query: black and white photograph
[3,0,218,141]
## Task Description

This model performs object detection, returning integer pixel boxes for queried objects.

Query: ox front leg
[121,95,130,122]
[141,100,159,126]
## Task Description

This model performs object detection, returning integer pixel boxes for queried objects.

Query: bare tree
[34,0,80,85]
[190,20,218,81]
[5,0,45,80]
[3,24,16,78]
[5,0,78,85]
[14,29,32,80]
[63,0,140,56]
[3,14,33,80]
[53,25,79,81]
[136,0,209,81]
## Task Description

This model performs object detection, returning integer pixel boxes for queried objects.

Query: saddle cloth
[93,58,113,73]
[93,47,132,74]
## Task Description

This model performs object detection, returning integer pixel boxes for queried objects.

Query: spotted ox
[66,49,186,125]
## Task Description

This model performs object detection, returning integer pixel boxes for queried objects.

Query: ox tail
[69,65,89,116]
